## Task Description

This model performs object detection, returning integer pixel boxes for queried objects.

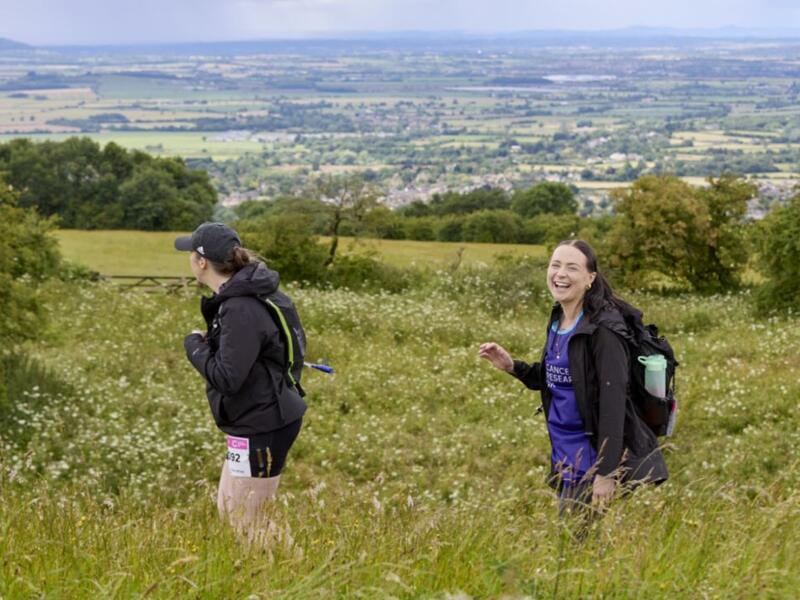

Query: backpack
[258,290,307,397]
[620,309,679,437]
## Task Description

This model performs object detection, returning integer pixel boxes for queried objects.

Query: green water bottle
[638,354,667,398]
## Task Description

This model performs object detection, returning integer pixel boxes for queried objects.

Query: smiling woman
[479,239,668,518]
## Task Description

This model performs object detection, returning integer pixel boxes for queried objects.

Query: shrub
[462,210,523,243]
[437,215,466,242]
[0,178,61,346]
[429,254,550,313]
[236,214,329,284]
[403,217,438,241]
[327,254,414,293]
[430,254,551,313]
[520,214,581,245]
[511,182,577,218]
[0,178,63,409]
[576,214,615,249]
[361,205,406,239]
[427,188,510,215]
[237,213,414,293]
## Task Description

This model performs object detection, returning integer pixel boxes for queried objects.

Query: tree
[361,205,405,239]
[756,191,800,311]
[397,200,430,218]
[511,182,578,218]
[428,188,510,215]
[606,175,754,291]
[0,176,61,347]
[313,174,377,266]
[696,174,756,290]
[403,217,437,241]
[520,214,581,246]
[607,176,703,288]
[462,210,523,243]
[0,138,216,230]
[237,213,328,284]
[436,215,466,242]
[119,167,181,230]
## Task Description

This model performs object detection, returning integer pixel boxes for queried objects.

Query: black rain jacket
[512,304,668,487]
[184,262,307,435]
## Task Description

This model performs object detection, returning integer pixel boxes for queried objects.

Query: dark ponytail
[556,239,636,320]
[209,246,260,276]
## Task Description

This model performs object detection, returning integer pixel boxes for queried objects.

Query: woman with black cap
[175,222,307,535]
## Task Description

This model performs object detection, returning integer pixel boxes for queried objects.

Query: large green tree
[0,138,216,230]
[756,191,800,311]
[696,173,756,290]
[607,174,755,292]
[0,176,61,346]
[511,182,577,218]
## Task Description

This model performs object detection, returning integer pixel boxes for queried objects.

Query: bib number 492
[225,436,251,477]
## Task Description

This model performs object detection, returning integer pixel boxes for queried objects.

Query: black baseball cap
[174,222,241,263]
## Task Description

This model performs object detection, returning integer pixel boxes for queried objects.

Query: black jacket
[184,262,307,435]
[512,304,668,486]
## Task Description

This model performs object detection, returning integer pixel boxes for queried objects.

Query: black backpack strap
[260,297,300,391]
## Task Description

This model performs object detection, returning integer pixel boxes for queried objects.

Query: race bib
[226,435,251,478]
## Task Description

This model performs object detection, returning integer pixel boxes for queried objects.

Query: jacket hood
[594,307,634,342]
[217,262,280,299]
[549,302,636,341]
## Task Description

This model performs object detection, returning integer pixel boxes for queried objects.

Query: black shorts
[245,418,303,477]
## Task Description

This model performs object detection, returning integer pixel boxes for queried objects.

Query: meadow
[54,230,547,275]
[1,233,799,597]
[0,131,264,161]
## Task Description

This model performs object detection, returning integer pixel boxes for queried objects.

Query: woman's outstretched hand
[478,342,514,373]
[592,474,617,506]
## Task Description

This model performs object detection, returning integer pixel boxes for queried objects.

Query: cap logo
[197,246,205,255]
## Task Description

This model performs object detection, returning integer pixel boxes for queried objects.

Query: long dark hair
[209,246,260,276]
[555,239,636,319]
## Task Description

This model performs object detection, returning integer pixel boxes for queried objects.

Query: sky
[2,0,800,46]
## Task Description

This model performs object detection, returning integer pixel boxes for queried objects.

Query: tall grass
[2,279,799,597]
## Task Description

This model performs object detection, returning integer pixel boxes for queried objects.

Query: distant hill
[46,27,800,56]
[0,38,30,51]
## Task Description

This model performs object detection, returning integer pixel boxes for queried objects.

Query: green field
[56,230,193,276]
[5,39,800,596]
[55,230,547,276]
[3,268,799,597]
[0,131,265,160]
[325,237,547,268]
[4,39,800,204]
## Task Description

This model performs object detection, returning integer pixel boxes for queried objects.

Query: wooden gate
[106,275,201,293]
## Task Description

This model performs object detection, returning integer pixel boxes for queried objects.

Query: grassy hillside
[1,267,799,596]
[54,229,547,276]
[56,229,192,276]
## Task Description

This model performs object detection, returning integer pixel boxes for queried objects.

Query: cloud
[225,0,800,36]
[2,0,799,45]
[1,0,243,44]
